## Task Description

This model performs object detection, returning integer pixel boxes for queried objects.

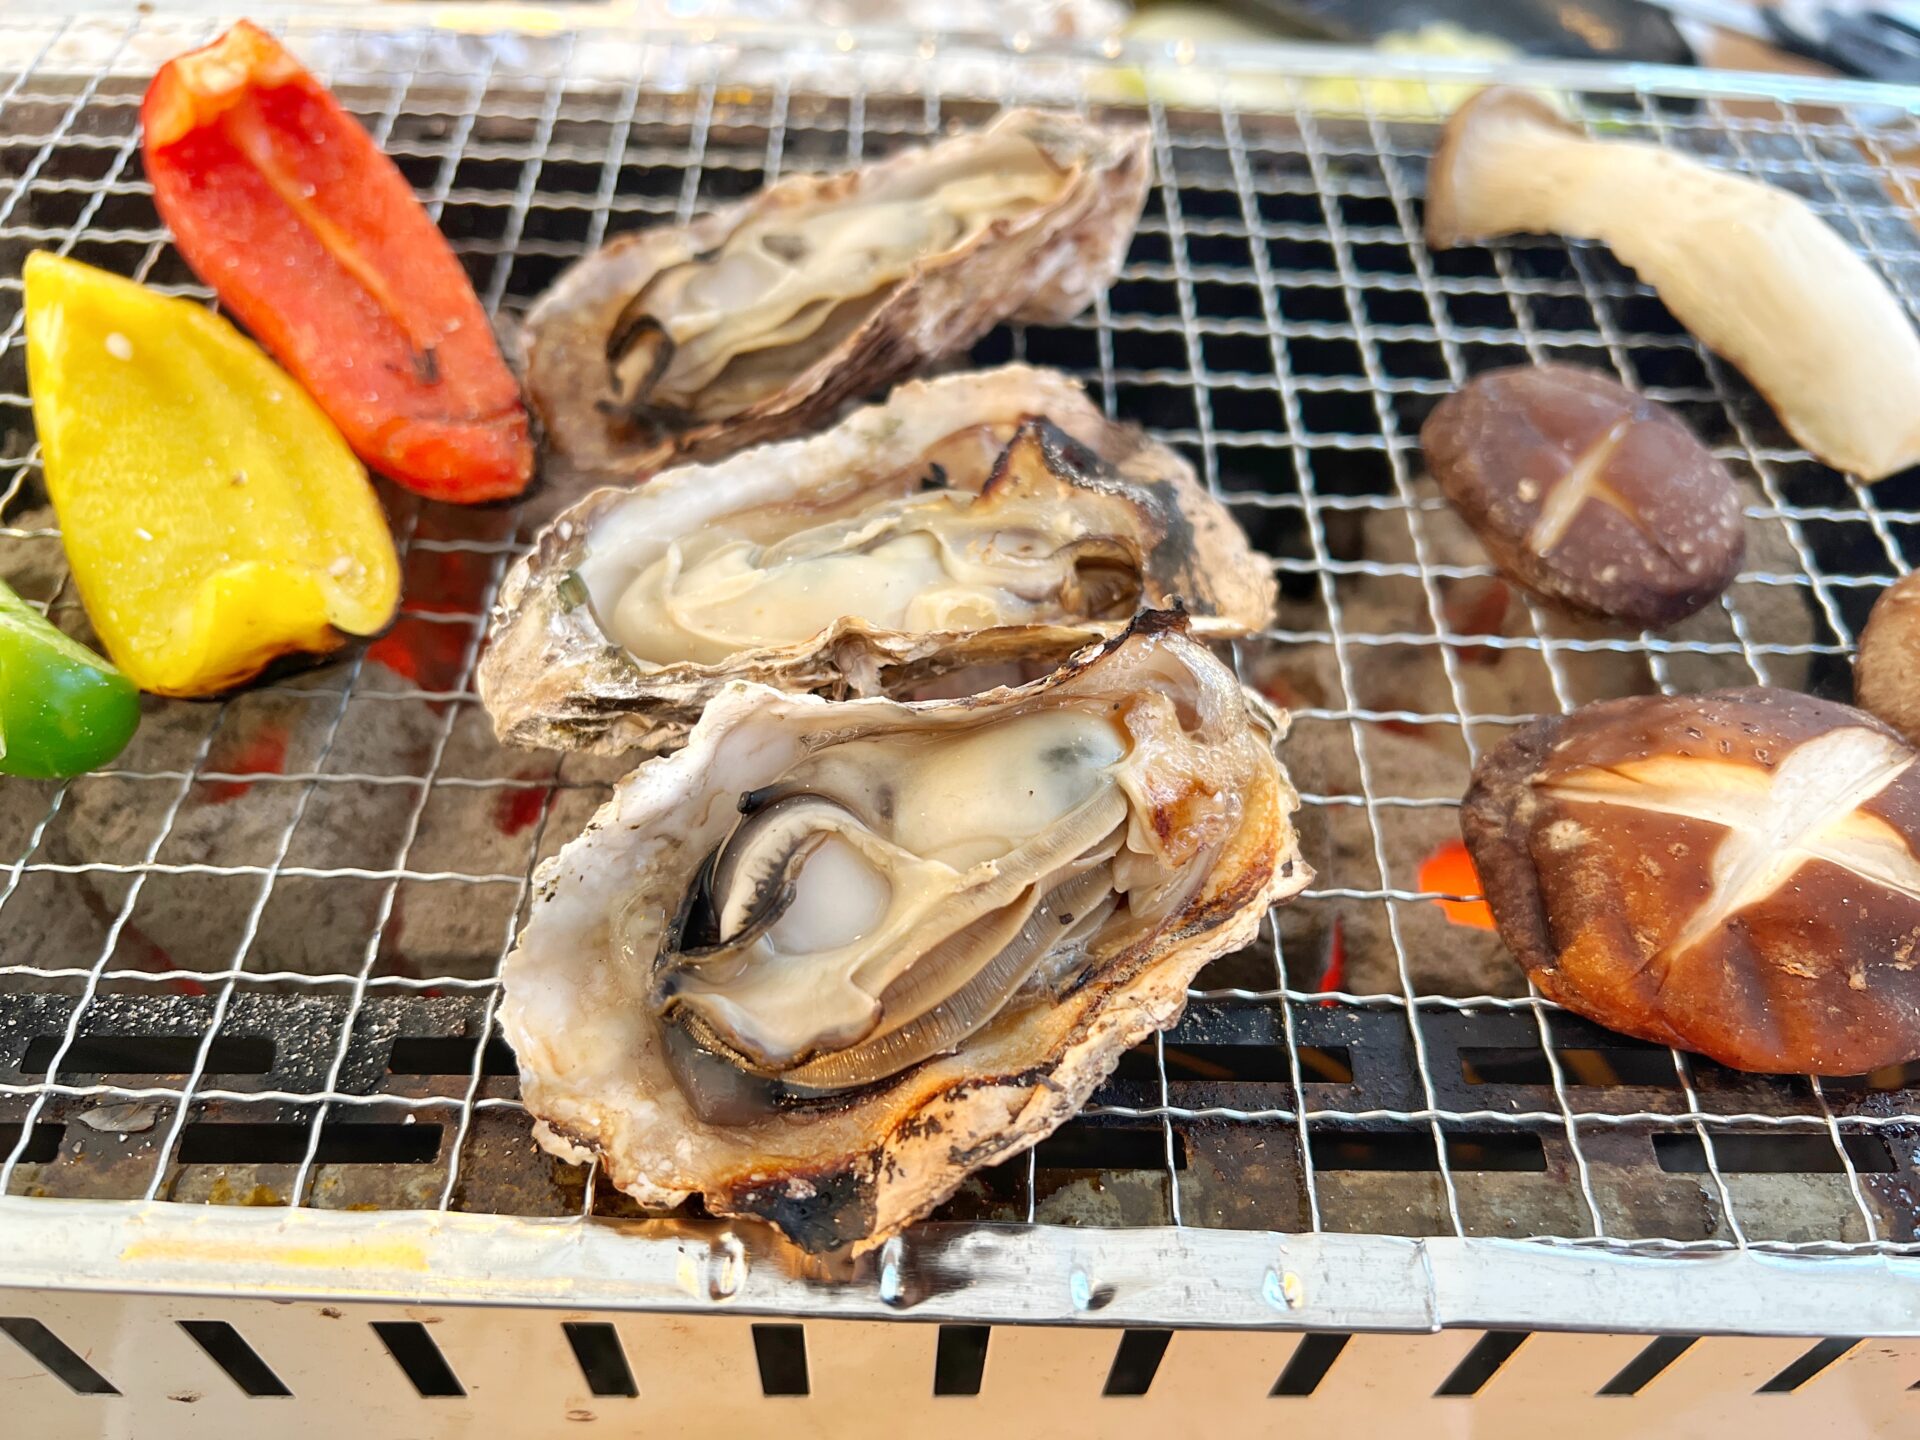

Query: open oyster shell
[480,364,1276,754]
[523,108,1150,478]
[499,613,1307,1254]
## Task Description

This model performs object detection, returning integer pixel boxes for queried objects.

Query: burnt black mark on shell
[728,1166,876,1254]
[1130,478,1198,589]
[945,1133,1024,1170]
[1030,416,1106,478]
[893,1111,946,1142]
[1126,606,1191,641]
[977,416,1056,499]
[534,1117,607,1172]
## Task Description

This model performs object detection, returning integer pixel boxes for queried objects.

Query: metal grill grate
[3,12,1920,1270]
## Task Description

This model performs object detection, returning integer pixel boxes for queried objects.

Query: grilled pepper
[0,578,139,778]
[142,20,533,503]
[24,251,401,697]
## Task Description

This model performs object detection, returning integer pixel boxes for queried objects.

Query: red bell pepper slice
[141,21,533,503]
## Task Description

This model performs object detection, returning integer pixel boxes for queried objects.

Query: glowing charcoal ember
[1418,838,1496,932]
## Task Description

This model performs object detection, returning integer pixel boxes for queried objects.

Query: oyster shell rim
[480,364,1278,756]
[498,612,1310,1255]
[520,106,1152,478]
[478,366,1274,760]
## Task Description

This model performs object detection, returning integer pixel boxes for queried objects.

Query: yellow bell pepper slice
[24,251,400,696]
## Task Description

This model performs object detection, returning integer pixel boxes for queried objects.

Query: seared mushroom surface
[1422,363,1744,626]
[1857,572,1920,746]
[1464,687,1920,1074]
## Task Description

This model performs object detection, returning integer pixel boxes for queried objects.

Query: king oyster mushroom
[523,108,1150,478]
[479,365,1276,754]
[500,613,1307,1254]
[1427,87,1920,480]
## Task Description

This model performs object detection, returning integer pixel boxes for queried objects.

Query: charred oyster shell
[500,613,1306,1254]
[523,108,1150,477]
[480,365,1276,754]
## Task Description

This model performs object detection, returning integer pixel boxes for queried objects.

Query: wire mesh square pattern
[3,12,1920,1260]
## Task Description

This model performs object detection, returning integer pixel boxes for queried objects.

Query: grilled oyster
[500,613,1305,1254]
[523,109,1150,477]
[481,365,1276,754]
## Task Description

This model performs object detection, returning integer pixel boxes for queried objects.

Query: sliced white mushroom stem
[1426,87,1920,481]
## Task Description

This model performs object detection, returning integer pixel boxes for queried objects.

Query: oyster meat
[481,365,1276,754]
[499,613,1308,1254]
[523,109,1150,477]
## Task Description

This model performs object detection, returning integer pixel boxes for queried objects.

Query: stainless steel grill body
[3,11,1920,1432]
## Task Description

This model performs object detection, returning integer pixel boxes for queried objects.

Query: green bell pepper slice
[0,577,140,779]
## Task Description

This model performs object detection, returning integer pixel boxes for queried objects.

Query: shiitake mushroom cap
[1463,686,1920,1074]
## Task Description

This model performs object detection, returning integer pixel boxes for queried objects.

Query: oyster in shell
[523,108,1150,477]
[481,364,1276,754]
[499,613,1307,1254]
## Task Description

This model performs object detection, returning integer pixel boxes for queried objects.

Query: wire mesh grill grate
[2,12,1920,1256]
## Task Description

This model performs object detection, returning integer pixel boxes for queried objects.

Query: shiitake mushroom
[1463,686,1920,1074]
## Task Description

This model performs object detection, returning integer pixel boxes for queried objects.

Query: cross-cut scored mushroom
[1523,418,1632,558]
[1464,687,1920,1073]
[1539,727,1920,961]
[1421,363,1744,626]
[1427,88,1920,481]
